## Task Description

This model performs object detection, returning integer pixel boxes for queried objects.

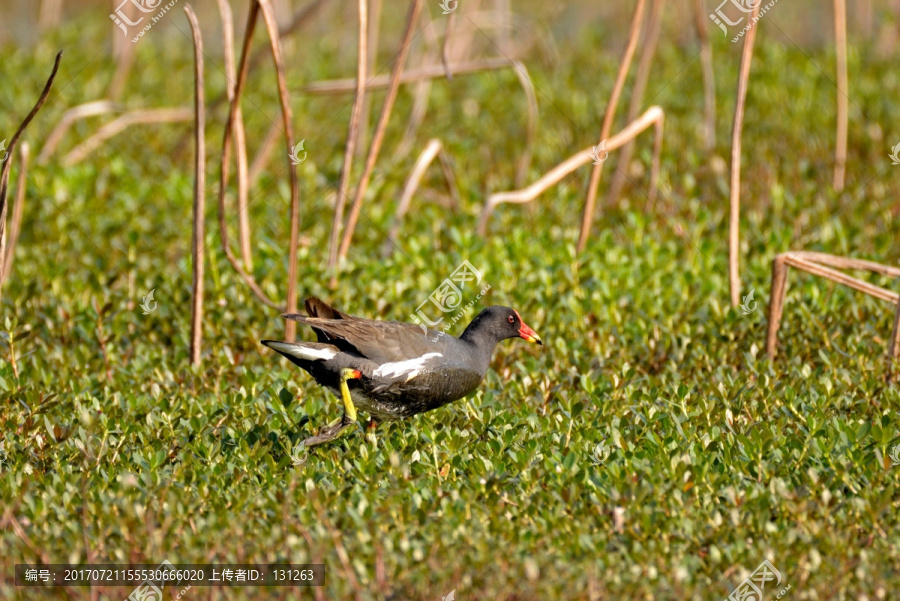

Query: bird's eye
[508,315,515,324]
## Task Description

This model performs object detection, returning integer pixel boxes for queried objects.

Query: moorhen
[262,297,542,446]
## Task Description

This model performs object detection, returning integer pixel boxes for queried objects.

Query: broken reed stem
[336,0,424,267]
[327,0,369,272]
[765,255,789,358]
[38,100,119,164]
[383,138,443,254]
[577,0,646,254]
[478,106,664,236]
[607,0,664,206]
[217,0,253,272]
[185,5,205,367]
[301,57,514,94]
[765,252,900,358]
[728,1,762,307]
[217,0,283,311]
[2,143,29,283]
[833,0,848,191]
[61,108,193,167]
[794,251,900,277]
[258,0,301,341]
[693,0,716,150]
[890,301,900,364]
[0,51,61,304]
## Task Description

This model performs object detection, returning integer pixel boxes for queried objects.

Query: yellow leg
[339,368,361,423]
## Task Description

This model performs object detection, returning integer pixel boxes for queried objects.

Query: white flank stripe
[373,352,442,382]
[268,342,337,361]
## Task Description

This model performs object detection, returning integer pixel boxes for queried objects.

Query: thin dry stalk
[833,0,848,191]
[217,0,253,272]
[693,0,716,150]
[258,0,301,341]
[727,1,762,307]
[108,35,136,100]
[327,0,369,271]
[186,5,206,367]
[765,252,900,358]
[607,0,664,206]
[479,105,664,236]
[302,57,513,94]
[383,138,458,254]
[890,302,900,364]
[577,0,646,254]
[38,100,120,164]
[2,143,29,282]
[217,1,283,311]
[61,108,193,167]
[358,0,384,157]
[0,51,61,303]
[336,0,424,268]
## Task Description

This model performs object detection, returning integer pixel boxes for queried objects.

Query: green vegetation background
[1,2,899,599]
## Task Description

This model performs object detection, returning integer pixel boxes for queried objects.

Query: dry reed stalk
[327,0,369,271]
[607,0,664,206]
[301,57,513,94]
[765,252,900,359]
[39,0,63,31]
[258,0,301,340]
[335,0,424,269]
[217,0,253,272]
[2,143,29,283]
[185,5,206,367]
[447,0,483,63]
[38,100,120,164]
[382,138,458,254]
[890,302,900,365]
[577,0,646,254]
[217,1,283,311]
[442,8,457,79]
[0,51,61,304]
[693,0,716,150]
[833,0,848,191]
[478,105,664,236]
[727,1,762,307]
[60,108,193,166]
[358,0,384,157]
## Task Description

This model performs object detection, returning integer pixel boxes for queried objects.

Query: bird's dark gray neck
[458,325,501,368]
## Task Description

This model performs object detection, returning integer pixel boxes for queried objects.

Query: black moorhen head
[262,297,542,446]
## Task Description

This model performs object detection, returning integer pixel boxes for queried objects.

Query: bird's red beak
[515,312,543,345]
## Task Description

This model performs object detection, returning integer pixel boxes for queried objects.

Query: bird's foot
[301,368,364,448]
[302,413,357,447]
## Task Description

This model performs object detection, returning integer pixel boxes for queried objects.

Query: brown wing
[282,313,450,365]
